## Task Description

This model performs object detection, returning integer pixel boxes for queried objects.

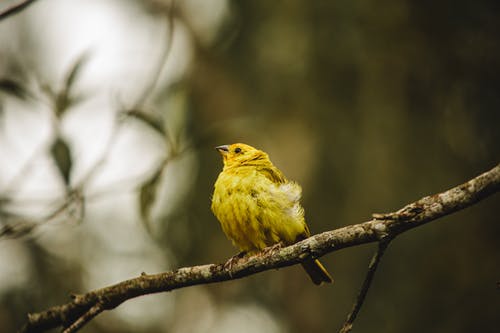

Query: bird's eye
[234,147,242,153]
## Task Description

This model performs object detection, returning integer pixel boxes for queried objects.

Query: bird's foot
[262,242,285,256]
[224,251,246,271]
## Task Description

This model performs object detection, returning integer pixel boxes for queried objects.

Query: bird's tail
[301,259,333,285]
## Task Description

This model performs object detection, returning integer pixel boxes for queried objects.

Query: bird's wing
[258,165,287,184]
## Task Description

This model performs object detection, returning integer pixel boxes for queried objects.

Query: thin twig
[72,115,123,190]
[339,238,391,333]
[133,0,176,109]
[0,0,39,20]
[18,163,500,333]
[74,1,175,193]
[1,137,51,195]
[82,145,191,201]
[0,189,83,239]
[61,302,104,333]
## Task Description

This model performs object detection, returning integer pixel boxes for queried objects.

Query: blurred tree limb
[0,0,39,20]
[19,163,500,333]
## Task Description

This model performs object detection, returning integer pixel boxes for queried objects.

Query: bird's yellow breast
[211,166,308,253]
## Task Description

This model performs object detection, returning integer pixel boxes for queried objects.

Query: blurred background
[0,0,499,332]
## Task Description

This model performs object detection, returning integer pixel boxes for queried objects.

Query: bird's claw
[224,251,246,271]
[262,242,284,256]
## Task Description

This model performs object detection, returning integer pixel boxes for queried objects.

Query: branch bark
[19,163,500,333]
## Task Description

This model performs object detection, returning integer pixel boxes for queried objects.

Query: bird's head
[215,143,270,168]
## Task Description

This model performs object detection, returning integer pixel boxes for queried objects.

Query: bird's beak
[215,145,230,155]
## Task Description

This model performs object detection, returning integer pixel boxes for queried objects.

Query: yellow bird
[211,143,333,285]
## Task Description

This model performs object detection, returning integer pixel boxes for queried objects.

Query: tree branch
[19,163,500,333]
[339,238,392,333]
[61,301,104,333]
[0,0,39,20]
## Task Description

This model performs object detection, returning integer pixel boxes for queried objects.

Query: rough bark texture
[20,163,500,333]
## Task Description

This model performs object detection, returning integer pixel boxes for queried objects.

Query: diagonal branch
[0,0,39,20]
[61,301,104,333]
[19,163,500,333]
[339,238,392,333]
